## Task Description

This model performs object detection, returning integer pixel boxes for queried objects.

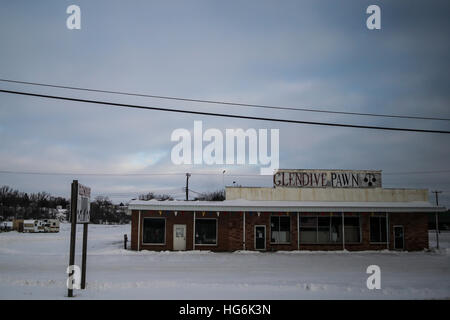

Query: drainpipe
[386,212,389,250]
[297,212,300,251]
[342,210,345,251]
[193,211,196,250]
[243,212,246,250]
[137,210,141,251]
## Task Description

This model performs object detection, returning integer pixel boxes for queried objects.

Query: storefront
[128,169,446,252]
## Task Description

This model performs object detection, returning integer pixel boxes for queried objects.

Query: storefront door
[394,225,404,250]
[255,225,266,250]
[173,224,186,251]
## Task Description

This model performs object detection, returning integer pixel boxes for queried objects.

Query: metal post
[432,191,442,249]
[68,180,78,297]
[80,223,88,289]
[435,212,440,249]
[124,234,128,250]
[386,212,389,250]
[243,212,246,250]
[137,210,141,251]
[193,211,196,250]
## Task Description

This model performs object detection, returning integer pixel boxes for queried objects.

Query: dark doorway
[255,225,266,250]
[394,226,404,250]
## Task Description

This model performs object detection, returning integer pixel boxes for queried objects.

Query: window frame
[142,217,166,245]
[270,215,291,244]
[195,218,218,246]
[299,214,362,244]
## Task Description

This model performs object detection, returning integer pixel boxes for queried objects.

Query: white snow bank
[0,224,449,299]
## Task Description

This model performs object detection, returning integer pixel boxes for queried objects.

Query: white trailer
[43,219,60,233]
[23,219,60,233]
[23,220,38,233]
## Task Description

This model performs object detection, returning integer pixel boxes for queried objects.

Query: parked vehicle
[23,219,59,233]
[0,221,13,231]
[42,219,60,233]
[23,220,38,233]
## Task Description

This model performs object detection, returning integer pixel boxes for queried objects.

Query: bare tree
[138,192,174,201]
[194,189,225,201]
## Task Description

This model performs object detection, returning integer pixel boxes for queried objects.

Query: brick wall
[130,210,429,252]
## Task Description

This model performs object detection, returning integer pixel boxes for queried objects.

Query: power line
[383,170,450,175]
[0,169,268,177]
[0,170,185,176]
[0,169,449,177]
[1,89,449,134]
[1,78,449,122]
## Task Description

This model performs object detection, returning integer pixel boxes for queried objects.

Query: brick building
[128,169,446,252]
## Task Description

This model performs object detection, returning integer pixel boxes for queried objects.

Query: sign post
[68,180,78,298]
[67,180,91,297]
[77,183,91,289]
[81,223,88,289]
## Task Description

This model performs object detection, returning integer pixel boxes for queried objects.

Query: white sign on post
[77,184,91,224]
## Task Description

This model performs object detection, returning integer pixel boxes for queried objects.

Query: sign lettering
[273,170,382,188]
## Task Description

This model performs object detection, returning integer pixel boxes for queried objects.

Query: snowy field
[0,223,449,300]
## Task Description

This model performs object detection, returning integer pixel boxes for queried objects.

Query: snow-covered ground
[0,223,449,299]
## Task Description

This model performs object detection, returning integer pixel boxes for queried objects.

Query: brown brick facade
[130,210,429,252]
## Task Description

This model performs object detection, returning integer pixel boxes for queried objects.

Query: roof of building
[128,199,446,213]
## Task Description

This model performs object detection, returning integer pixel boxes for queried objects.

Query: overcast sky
[0,0,449,206]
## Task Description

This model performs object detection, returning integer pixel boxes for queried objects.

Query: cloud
[0,0,449,206]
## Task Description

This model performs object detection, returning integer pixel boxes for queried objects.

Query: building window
[318,217,330,242]
[300,215,360,244]
[195,219,217,245]
[143,218,165,244]
[370,216,388,243]
[330,217,342,243]
[344,217,361,243]
[299,217,316,243]
[271,216,291,243]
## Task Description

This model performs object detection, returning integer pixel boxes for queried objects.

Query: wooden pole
[185,173,191,201]
[80,222,88,289]
[68,180,78,297]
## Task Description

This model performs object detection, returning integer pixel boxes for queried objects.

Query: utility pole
[432,190,442,249]
[222,170,226,190]
[185,173,191,201]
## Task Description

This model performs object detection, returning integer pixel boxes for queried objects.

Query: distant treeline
[1,185,226,223]
[89,196,129,224]
[193,190,225,201]
[0,186,130,224]
[137,190,225,201]
[0,185,69,220]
